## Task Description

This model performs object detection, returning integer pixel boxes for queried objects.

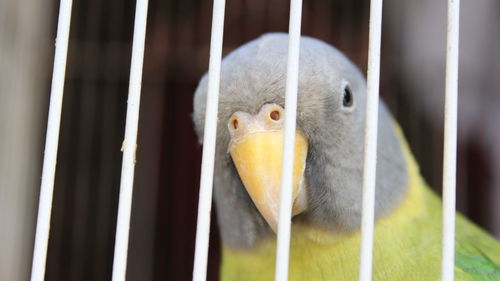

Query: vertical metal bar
[192,0,226,280]
[441,0,460,280]
[111,0,149,280]
[274,0,303,281]
[30,1,73,280]
[359,0,383,280]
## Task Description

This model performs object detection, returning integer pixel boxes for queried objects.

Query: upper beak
[228,104,308,232]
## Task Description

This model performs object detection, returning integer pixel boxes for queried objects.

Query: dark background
[40,0,498,280]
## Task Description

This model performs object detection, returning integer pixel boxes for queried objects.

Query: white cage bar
[359,0,384,280]
[111,0,150,280]
[30,0,73,280]
[192,0,226,280]
[274,0,303,280]
[441,0,460,280]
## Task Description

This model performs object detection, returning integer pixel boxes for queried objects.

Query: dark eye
[343,86,353,107]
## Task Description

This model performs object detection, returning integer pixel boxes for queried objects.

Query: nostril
[270,110,280,121]
[232,118,239,129]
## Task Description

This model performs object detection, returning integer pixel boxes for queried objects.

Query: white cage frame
[30,0,460,280]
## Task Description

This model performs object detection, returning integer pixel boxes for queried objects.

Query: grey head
[193,33,408,249]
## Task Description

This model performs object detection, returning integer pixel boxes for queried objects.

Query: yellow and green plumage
[221,126,500,281]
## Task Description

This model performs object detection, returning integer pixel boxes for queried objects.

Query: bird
[192,33,500,281]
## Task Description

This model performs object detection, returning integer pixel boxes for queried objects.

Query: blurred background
[0,0,499,280]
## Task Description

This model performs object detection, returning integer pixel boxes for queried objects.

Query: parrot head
[193,33,408,249]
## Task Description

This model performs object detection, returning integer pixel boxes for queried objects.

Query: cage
[0,0,499,280]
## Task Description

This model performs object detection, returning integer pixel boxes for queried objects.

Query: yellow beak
[228,105,308,232]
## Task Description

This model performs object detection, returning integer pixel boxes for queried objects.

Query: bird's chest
[220,205,444,281]
[220,226,365,281]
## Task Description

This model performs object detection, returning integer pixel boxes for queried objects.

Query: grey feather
[193,33,408,249]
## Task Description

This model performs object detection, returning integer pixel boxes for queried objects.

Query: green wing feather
[454,216,500,281]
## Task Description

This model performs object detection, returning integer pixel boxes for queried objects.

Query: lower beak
[229,130,308,232]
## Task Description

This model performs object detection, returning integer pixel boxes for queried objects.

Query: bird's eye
[342,86,353,108]
[270,110,280,121]
[232,119,238,129]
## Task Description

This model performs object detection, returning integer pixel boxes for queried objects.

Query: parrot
[192,33,500,281]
